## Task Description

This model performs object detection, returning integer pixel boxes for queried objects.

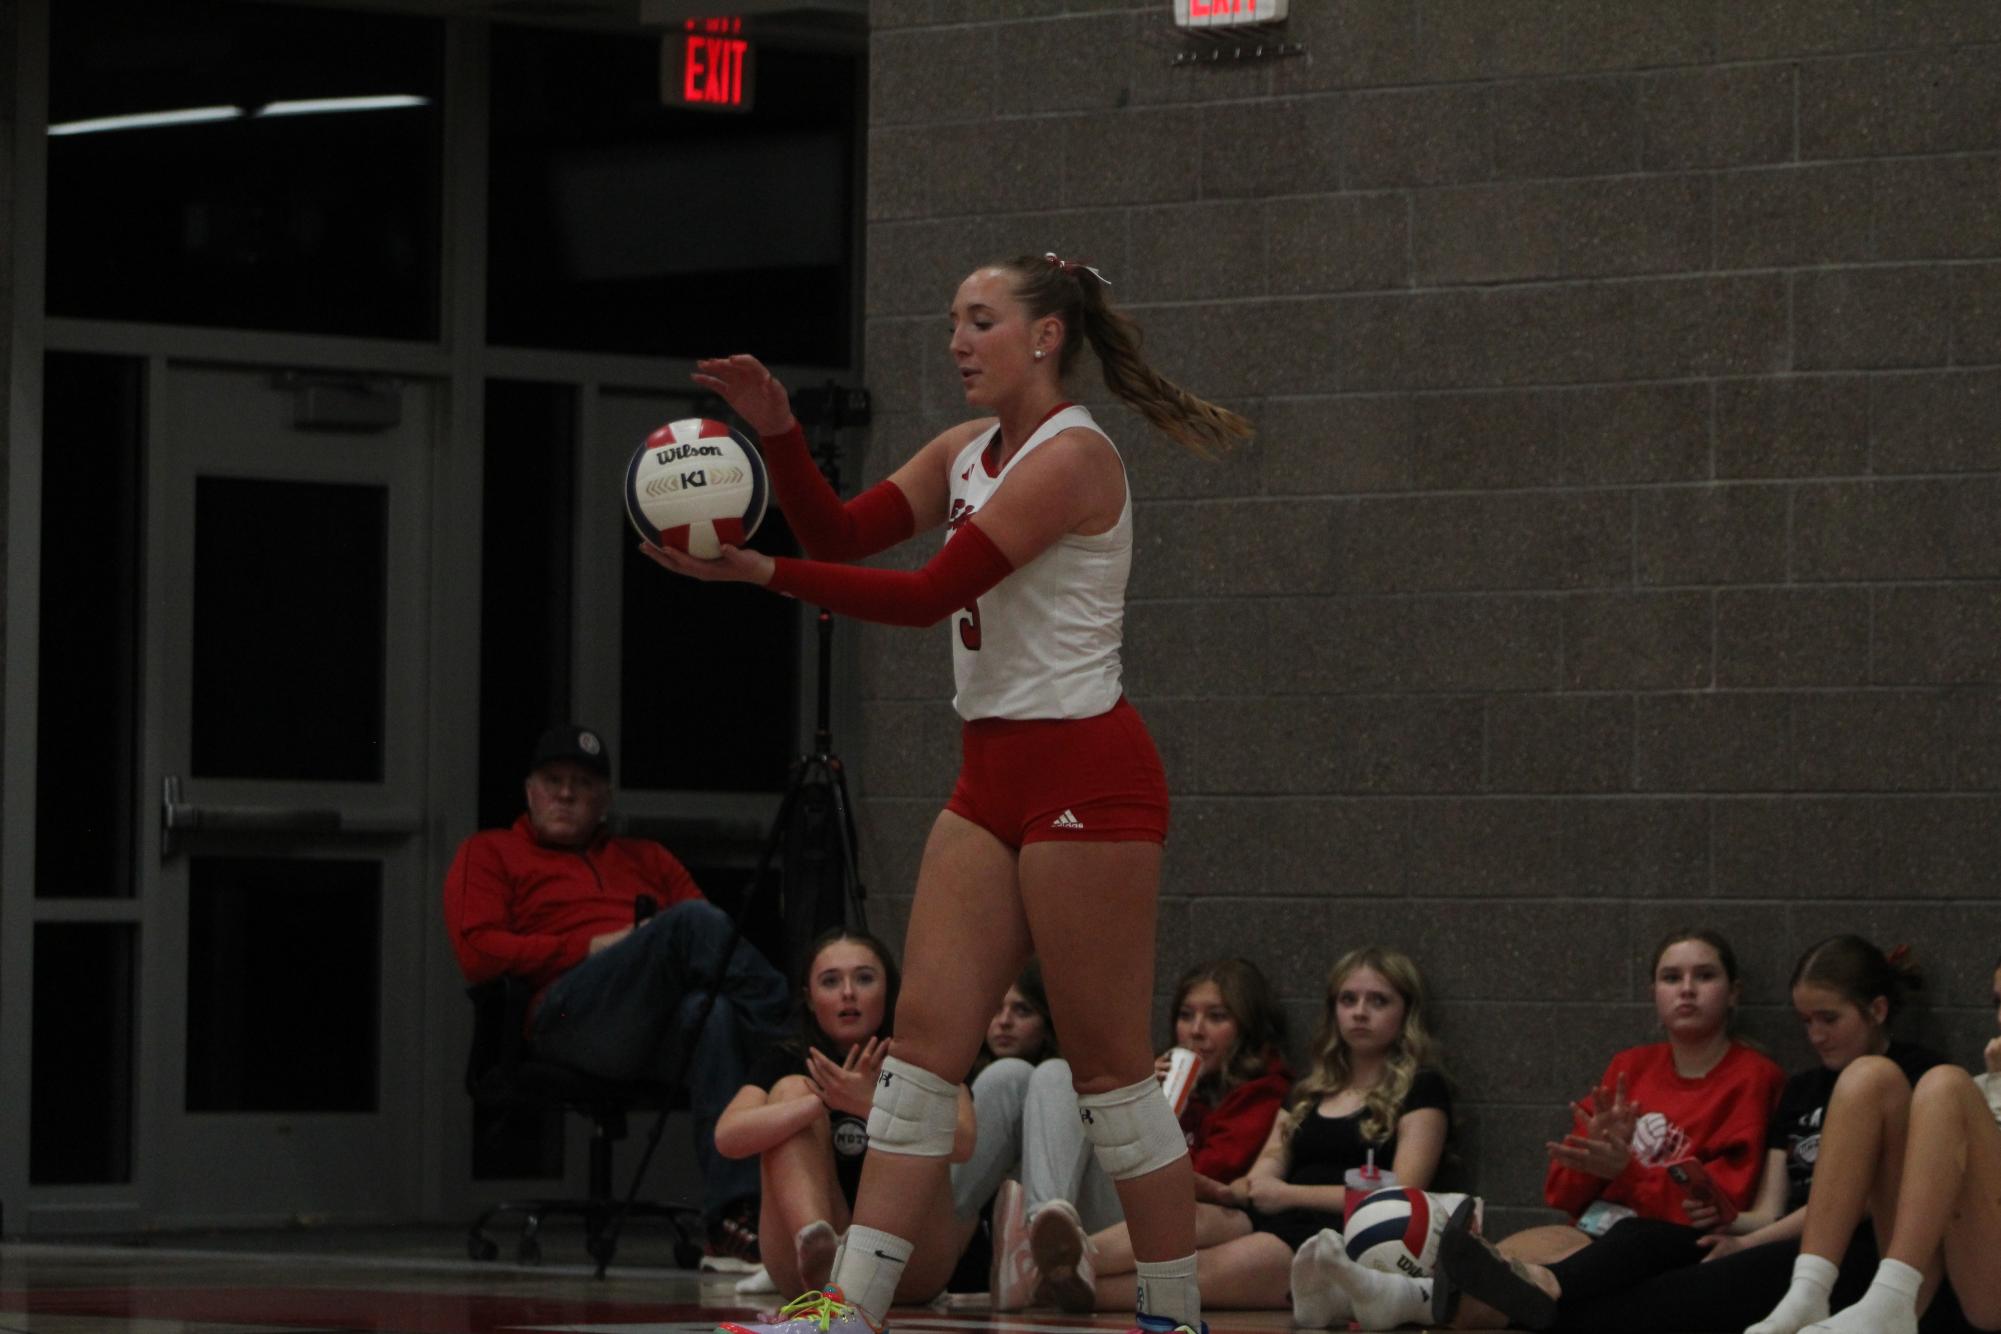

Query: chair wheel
[516,1235,542,1265]
[674,1239,703,1271]
[468,1233,499,1262]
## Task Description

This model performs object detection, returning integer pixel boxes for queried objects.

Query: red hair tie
[1043,251,1112,287]
[1886,943,1913,968]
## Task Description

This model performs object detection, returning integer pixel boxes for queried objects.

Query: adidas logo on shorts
[1050,809,1085,830]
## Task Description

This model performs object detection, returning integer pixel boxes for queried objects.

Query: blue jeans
[531,899,791,1225]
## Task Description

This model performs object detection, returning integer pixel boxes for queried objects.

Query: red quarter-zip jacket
[443,814,703,995]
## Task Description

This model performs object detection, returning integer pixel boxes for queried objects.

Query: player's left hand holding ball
[639,540,774,586]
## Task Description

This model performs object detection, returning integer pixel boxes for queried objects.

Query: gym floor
[0,1226,1318,1334]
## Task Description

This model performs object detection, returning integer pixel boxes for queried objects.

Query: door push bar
[161,774,340,859]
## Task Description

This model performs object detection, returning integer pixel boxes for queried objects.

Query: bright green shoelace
[774,1290,859,1333]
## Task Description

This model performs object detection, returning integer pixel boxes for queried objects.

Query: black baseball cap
[530,723,611,779]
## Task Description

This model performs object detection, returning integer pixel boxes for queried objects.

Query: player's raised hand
[692,355,795,436]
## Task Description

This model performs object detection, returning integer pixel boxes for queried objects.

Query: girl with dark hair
[656,254,1250,1334]
[988,957,1293,1311]
[1064,948,1448,1318]
[715,929,971,1303]
[1745,954,2001,1334]
[968,957,1056,1081]
[943,960,1060,1298]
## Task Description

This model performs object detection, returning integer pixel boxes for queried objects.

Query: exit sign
[1173,0,1287,26]
[663,18,755,112]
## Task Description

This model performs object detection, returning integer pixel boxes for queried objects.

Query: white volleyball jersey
[946,404,1131,721]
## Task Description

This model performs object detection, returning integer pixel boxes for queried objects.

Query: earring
[1033,349,1045,360]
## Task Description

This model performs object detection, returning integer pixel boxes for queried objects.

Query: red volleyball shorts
[945,695,1170,849]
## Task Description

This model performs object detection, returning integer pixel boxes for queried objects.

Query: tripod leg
[821,756,870,930]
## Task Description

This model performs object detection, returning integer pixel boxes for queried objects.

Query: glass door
[136,361,433,1223]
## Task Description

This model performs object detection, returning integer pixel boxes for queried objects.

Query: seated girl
[1425,935,1954,1333]
[990,956,1293,1311]
[715,927,973,1302]
[1312,926,1786,1329]
[1745,952,2001,1334]
[1041,946,1447,1317]
[940,961,1059,1295]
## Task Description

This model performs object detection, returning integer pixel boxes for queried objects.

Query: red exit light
[662,18,755,112]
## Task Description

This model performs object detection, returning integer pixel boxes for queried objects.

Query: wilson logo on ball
[625,418,769,559]
[654,442,725,464]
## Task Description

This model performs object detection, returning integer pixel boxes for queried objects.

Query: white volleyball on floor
[624,417,769,558]
[1342,1187,1477,1278]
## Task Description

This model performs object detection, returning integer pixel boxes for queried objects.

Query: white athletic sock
[1289,1230,1355,1329]
[1806,1258,1922,1334]
[1745,1252,1838,1334]
[1134,1253,1200,1329]
[1325,1248,1430,1330]
[828,1224,912,1327]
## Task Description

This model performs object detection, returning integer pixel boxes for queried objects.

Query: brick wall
[855,1,2001,1227]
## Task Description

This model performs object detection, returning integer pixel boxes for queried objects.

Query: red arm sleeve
[765,519,1014,628]
[762,422,916,561]
[1190,1076,1288,1180]
[442,836,587,986]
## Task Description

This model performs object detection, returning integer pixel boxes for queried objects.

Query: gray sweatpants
[949,1056,1124,1233]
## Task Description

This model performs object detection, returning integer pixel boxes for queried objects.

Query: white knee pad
[1077,1076,1189,1181]
[866,1055,959,1158]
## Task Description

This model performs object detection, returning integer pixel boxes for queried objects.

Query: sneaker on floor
[989,1179,1038,1313]
[705,1198,763,1272]
[716,1285,882,1334]
[1027,1199,1095,1313]
[735,1265,779,1296]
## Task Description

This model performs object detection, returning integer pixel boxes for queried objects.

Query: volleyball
[624,418,769,558]
[1343,1188,1477,1278]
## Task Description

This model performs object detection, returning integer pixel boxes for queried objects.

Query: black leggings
[1544,1218,1979,1334]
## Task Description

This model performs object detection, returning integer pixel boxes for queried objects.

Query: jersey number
[957,600,981,651]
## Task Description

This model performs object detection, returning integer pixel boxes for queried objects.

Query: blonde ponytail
[1000,254,1252,459]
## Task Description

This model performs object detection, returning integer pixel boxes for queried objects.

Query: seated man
[444,722,791,1265]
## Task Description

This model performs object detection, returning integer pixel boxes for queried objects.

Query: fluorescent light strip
[48,105,242,136]
[47,95,430,137]
[255,95,431,118]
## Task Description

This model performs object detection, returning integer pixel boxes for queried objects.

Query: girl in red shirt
[1530,928,1785,1253]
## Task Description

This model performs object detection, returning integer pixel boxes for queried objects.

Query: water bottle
[1343,1149,1399,1224]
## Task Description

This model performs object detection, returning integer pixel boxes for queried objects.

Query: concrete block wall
[855,1,2001,1227]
